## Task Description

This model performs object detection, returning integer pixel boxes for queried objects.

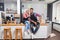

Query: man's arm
[35,13,42,23]
[28,18,37,25]
[35,13,41,17]
[39,16,42,23]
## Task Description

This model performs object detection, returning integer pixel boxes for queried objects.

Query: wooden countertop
[0,23,48,26]
[40,23,48,26]
[0,23,25,26]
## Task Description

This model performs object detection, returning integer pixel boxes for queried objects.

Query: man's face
[30,9,33,14]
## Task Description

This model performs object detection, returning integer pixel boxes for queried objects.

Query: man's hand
[28,18,31,21]
[28,18,37,25]
[34,22,37,25]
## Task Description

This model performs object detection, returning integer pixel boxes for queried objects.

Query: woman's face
[26,10,29,13]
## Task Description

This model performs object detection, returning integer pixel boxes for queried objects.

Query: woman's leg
[25,21,30,31]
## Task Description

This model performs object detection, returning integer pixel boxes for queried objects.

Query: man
[29,8,41,34]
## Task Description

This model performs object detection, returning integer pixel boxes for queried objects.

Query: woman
[23,9,30,34]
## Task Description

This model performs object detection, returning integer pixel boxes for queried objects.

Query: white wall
[17,0,20,14]
[52,1,60,23]
[22,2,47,20]
[0,11,3,24]
[4,2,17,11]
[0,0,4,3]
[4,1,17,17]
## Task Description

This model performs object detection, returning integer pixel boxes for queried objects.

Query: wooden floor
[47,29,60,40]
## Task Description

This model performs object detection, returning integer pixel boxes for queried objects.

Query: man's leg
[30,23,36,39]
[34,22,40,34]
[30,22,40,34]
[30,23,35,34]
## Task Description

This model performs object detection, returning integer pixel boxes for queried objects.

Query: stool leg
[15,30,18,40]
[9,30,12,40]
[20,29,22,40]
[4,30,7,40]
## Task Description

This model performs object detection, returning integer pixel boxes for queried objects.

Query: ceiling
[0,0,56,3]
[4,0,17,3]
[22,0,56,3]
[0,0,4,3]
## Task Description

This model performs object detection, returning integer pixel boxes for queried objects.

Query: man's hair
[30,8,33,10]
[11,15,13,17]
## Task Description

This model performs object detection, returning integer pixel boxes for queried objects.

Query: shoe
[30,33,34,39]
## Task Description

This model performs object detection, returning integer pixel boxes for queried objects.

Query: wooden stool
[4,28,12,40]
[15,28,22,40]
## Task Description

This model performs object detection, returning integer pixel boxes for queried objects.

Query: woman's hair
[24,9,29,13]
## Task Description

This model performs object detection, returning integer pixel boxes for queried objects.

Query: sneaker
[30,33,34,39]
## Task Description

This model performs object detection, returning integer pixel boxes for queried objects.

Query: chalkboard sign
[0,3,4,11]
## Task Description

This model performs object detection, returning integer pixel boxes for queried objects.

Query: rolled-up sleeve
[35,13,41,17]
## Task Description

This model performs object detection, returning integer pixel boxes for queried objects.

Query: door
[56,4,60,23]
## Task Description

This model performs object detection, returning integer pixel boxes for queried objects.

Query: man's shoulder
[33,12,37,15]
[33,12,36,14]
[33,12,41,17]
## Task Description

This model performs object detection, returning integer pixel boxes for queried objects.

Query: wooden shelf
[14,14,20,18]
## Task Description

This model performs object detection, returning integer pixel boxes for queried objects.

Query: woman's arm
[23,13,27,18]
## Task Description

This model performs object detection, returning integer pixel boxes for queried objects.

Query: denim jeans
[30,22,40,34]
[25,21,30,31]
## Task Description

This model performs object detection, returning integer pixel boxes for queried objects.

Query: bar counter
[0,23,51,39]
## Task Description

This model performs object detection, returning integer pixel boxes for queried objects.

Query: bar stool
[4,27,12,40]
[15,28,22,40]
